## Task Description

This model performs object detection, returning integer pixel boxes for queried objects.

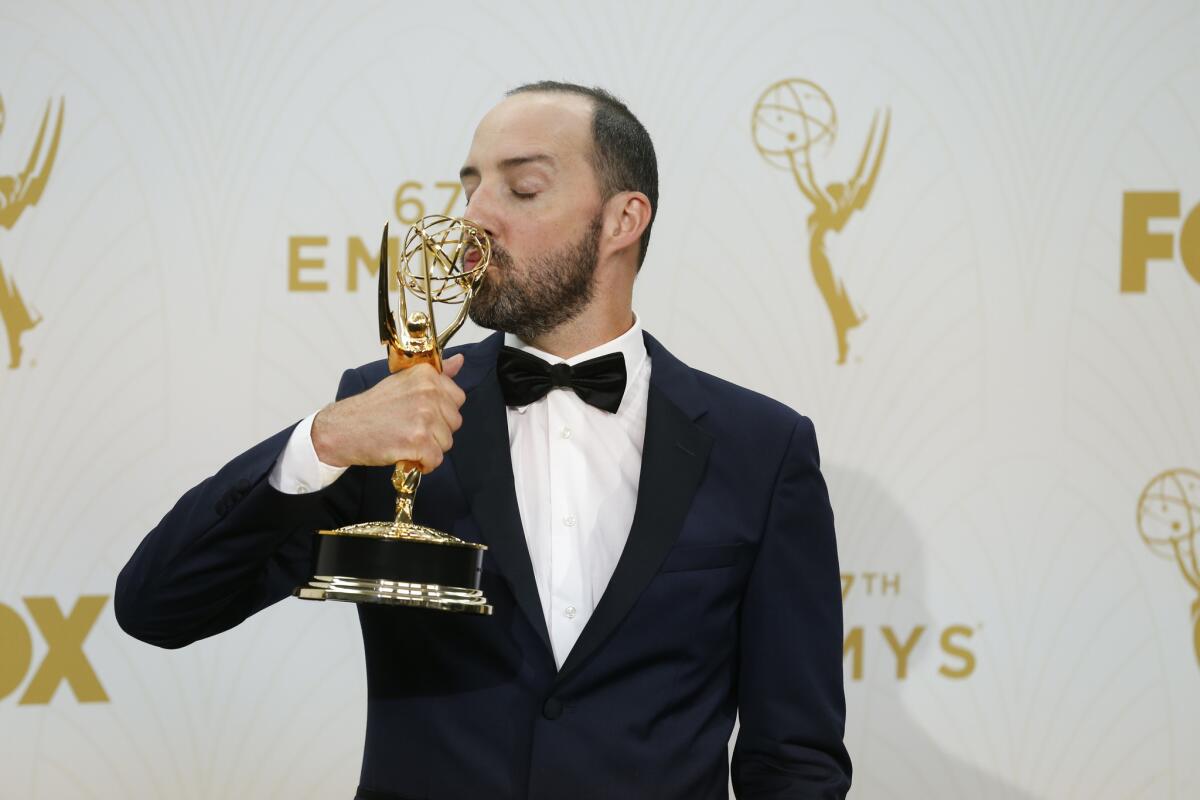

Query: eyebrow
[459,153,555,182]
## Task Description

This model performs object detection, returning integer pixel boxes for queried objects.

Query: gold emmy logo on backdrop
[752,79,889,364]
[296,215,494,613]
[1136,468,1200,668]
[0,95,64,369]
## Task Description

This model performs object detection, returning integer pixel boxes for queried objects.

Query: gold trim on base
[322,521,486,549]
[295,575,493,614]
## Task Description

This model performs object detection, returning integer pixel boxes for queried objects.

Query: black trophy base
[294,523,492,614]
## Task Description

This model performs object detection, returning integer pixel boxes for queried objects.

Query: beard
[468,214,602,340]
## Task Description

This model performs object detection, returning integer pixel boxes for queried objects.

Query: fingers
[409,365,465,431]
[418,447,445,474]
[425,410,454,452]
[442,353,466,379]
[438,372,467,408]
[321,358,469,470]
[438,356,468,407]
[415,411,451,473]
[437,394,463,432]
[404,362,441,385]
[407,363,465,406]
[406,365,461,469]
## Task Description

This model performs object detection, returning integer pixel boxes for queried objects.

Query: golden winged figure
[0,94,64,369]
[752,80,889,364]
[787,109,890,365]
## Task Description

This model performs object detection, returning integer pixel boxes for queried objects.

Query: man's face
[459,92,605,339]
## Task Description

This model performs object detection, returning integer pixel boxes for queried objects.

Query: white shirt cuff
[268,412,349,494]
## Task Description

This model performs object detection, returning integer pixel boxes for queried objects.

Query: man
[116,82,851,799]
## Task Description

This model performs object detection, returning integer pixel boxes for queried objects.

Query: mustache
[486,243,514,270]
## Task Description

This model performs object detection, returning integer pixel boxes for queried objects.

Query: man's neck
[519,259,637,359]
[522,309,635,360]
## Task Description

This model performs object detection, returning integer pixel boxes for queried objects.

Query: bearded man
[116,81,851,800]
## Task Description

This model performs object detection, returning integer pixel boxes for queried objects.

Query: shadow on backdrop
[824,464,1036,800]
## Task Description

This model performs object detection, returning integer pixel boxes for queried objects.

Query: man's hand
[311,354,467,473]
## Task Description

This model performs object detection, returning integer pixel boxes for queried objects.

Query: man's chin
[469,320,503,333]
[467,304,504,333]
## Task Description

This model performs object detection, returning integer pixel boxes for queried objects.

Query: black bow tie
[496,346,627,413]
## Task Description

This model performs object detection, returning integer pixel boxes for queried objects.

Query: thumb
[442,353,466,379]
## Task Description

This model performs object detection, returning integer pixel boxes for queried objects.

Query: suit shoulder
[687,367,816,444]
[343,358,390,392]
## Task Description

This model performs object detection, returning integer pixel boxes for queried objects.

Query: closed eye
[512,189,537,199]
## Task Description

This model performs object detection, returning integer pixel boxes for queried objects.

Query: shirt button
[563,514,577,527]
[564,605,577,620]
[560,426,572,439]
[295,483,309,494]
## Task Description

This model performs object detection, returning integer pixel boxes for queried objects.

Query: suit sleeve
[731,415,852,799]
[114,368,369,649]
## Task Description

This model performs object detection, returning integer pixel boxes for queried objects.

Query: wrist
[311,404,350,468]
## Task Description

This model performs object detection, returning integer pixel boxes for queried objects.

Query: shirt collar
[503,313,647,380]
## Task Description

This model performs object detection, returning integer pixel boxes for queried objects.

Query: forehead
[466,92,595,167]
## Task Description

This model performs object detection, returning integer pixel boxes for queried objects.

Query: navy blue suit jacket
[116,331,851,799]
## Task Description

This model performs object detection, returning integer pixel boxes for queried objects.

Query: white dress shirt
[269,318,651,668]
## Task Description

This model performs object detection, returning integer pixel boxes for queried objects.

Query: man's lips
[464,248,483,270]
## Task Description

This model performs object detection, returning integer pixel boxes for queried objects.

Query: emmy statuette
[295,215,493,614]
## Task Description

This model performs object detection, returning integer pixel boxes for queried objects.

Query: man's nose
[463,187,500,240]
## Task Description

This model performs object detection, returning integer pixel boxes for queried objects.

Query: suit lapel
[555,334,712,685]
[448,334,553,655]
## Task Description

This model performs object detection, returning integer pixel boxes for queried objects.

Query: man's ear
[601,191,652,261]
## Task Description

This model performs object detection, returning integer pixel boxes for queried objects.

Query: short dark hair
[507,81,658,269]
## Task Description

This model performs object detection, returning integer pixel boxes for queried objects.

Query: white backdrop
[1,1,1199,797]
